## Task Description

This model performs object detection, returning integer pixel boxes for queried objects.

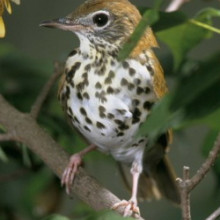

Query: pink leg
[112,161,142,218]
[61,144,97,194]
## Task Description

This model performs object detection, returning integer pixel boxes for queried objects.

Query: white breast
[63,46,156,161]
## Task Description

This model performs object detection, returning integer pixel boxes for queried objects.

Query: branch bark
[177,166,191,220]
[0,94,144,220]
[0,132,18,141]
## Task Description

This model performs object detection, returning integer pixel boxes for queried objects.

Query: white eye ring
[91,10,111,28]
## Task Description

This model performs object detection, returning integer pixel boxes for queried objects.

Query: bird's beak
[39,18,84,32]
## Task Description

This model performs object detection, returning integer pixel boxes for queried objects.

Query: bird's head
[40,0,158,55]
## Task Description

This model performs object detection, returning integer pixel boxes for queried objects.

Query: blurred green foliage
[0,2,220,220]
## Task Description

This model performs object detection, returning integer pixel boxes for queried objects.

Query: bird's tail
[118,134,180,204]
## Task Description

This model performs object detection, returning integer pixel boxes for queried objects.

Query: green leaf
[170,52,220,122]
[118,0,162,60]
[42,214,70,220]
[138,95,184,142]
[156,7,220,70]
[23,168,54,213]
[21,144,32,168]
[0,146,9,162]
[157,21,208,70]
[170,57,220,112]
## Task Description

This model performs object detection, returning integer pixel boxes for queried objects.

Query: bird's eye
[93,13,109,27]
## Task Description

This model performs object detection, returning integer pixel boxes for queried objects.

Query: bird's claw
[61,153,82,194]
[112,199,140,218]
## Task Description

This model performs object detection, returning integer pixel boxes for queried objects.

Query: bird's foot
[61,153,83,194]
[112,199,140,218]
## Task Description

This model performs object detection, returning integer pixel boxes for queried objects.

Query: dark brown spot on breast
[76,92,83,100]
[145,87,151,94]
[74,116,80,124]
[129,67,136,76]
[139,139,145,143]
[118,123,129,130]
[109,70,115,78]
[146,65,154,75]
[107,113,115,119]
[137,87,144,95]
[96,121,106,129]
[121,78,128,86]
[133,78,141,85]
[68,107,73,115]
[99,106,106,118]
[114,119,123,125]
[116,109,127,115]
[128,83,135,90]
[99,106,106,113]
[68,49,77,57]
[82,72,88,79]
[85,117,92,124]
[80,107,87,116]
[132,108,141,124]
[84,126,91,132]
[143,101,154,110]
[122,61,129,69]
[84,64,91,71]
[132,99,140,106]
[117,132,124,137]
[65,86,71,99]
[83,92,90,99]
[95,82,102,89]
[107,86,114,94]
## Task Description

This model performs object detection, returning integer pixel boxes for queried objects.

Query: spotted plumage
[41,0,180,217]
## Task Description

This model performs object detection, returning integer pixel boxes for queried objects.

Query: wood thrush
[41,0,180,217]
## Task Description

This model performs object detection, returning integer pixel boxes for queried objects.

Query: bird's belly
[67,89,141,153]
[63,55,157,155]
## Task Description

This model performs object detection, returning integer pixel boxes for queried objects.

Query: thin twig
[166,0,190,12]
[206,206,220,220]
[30,62,64,119]
[177,166,191,220]
[189,133,220,191]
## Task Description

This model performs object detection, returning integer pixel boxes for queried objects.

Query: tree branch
[166,0,190,12]
[0,94,144,220]
[177,166,191,220]
[30,62,63,119]
[177,133,220,220]
[189,133,220,191]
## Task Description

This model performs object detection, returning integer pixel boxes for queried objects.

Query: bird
[40,0,180,217]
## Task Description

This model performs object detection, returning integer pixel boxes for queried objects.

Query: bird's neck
[77,33,121,57]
